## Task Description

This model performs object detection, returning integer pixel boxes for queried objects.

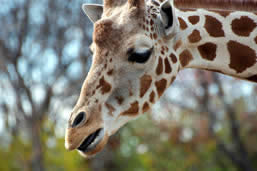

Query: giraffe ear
[160,0,176,35]
[82,4,103,23]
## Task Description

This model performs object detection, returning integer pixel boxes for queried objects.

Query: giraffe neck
[173,8,257,82]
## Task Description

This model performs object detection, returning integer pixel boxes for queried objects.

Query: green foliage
[112,116,239,171]
[0,100,256,171]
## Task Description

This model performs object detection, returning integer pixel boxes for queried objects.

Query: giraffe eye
[128,48,153,63]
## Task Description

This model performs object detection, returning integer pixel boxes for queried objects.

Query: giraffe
[65,0,257,157]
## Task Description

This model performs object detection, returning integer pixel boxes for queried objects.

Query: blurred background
[0,0,256,171]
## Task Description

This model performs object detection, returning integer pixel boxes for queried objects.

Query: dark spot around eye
[128,48,153,63]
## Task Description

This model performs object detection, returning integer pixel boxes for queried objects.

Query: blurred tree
[195,71,254,171]
[0,0,98,170]
[0,0,256,171]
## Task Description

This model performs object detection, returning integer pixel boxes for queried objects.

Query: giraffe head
[65,0,180,157]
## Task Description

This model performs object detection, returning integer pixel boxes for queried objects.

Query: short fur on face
[65,0,180,157]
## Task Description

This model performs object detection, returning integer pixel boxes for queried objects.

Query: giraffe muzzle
[77,128,104,153]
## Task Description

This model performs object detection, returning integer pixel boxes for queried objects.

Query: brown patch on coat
[105,103,115,116]
[178,17,188,30]
[188,16,200,25]
[153,33,158,40]
[115,96,124,105]
[169,53,177,63]
[204,15,225,37]
[173,40,182,51]
[161,46,165,53]
[143,102,150,113]
[92,18,126,49]
[210,10,231,17]
[247,75,257,83]
[188,29,201,43]
[231,16,257,37]
[94,20,114,45]
[227,40,256,73]
[149,91,155,103]
[179,8,196,12]
[121,101,139,116]
[140,75,152,97]
[164,58,172,73]
[176,1,256,12]
[150,19,154,26]
[151,13,157,19]
[107,69,113,75]
[255,36,257,44]
[179,50,193,67]
[198,43,217,61]
[155,79,167,97]
[156,57,163,75]
[92,90,96,96]
[104,50,109,57]
[97,76,112,94]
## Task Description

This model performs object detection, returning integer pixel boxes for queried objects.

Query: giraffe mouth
[77,128,104,153]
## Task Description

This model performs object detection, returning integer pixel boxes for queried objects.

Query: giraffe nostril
[72,112,86,128]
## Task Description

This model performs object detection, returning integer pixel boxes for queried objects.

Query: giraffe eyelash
[127,48,153,63]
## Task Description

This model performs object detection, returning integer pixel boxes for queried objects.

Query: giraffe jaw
[77,128,104,152]
[76,128,109,157]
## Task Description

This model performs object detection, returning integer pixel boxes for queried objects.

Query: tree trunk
[30,122,44,171]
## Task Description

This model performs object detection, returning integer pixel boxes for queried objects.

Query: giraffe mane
[174,0,257,12]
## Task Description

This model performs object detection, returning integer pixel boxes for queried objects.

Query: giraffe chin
[77,129,109,158]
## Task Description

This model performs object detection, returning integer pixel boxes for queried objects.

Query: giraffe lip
[77,128,103,152]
